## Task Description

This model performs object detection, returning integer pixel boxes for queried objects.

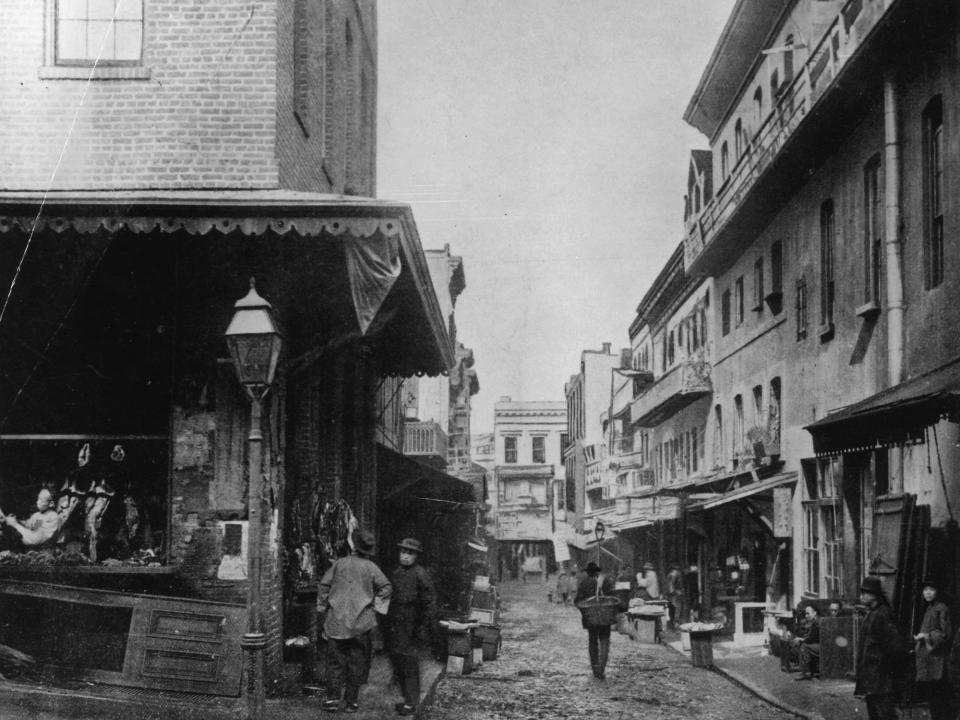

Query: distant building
[491,397,566,578]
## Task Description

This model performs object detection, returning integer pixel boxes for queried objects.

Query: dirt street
[424,577,797,720]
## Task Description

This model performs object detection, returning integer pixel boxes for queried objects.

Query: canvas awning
[688,471,797,511]
[805,354,960,456]
[0,190,455,431]
[377,445,474,506]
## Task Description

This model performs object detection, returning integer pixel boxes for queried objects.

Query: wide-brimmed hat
[921,577,941,590]
[352,530,376,556]
[585,562,601,575]
[397,538,423,554]
[860,576,884,596]
[642,562,655,570]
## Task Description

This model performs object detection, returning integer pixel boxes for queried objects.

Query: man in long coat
[385,537,437,717]
[317,529,392,714]
[855,576,906,720]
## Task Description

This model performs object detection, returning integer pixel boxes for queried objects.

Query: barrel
[689,630,714,668]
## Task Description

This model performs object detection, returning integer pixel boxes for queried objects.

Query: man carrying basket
[575,562,617,679]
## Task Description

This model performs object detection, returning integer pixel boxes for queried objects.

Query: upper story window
[753,257,764,312]
[796,276,808,341]
[863,155,882,305]
[532,436,546,464]
[504,436,517,464]
[783,35,795,84]
[734,276,744,326]
[770,240,783,303]
[923,96,944,289]
[721,289,731,336]
[734,119,744,159]
[820,199,836,329]
[753,87,763,131]
[56,0,144,65]
[721,142,730,180]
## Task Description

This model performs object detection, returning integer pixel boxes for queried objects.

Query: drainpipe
[883,73,905,494]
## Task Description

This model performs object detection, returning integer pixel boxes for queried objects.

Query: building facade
[607,0,960,640]
[0,0,472,700]
[491,398,566,577]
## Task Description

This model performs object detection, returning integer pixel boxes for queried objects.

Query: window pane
[114,22,142,60]
[89,0,118,20]
[86,19,115,59]
[116,0,143,20]
[57,19,89,61]
[58,0,89,20]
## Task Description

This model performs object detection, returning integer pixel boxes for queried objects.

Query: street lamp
[225,277,282,720]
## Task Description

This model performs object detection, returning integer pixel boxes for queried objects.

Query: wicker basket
[576,596,621,627]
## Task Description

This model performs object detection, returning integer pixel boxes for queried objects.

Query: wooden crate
[689,631,714,668]
[445,653,473,676]
[446,629,473,657]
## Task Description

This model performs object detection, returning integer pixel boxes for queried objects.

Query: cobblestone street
[424,578,797,720]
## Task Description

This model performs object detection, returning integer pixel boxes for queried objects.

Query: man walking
[385,537,438,716]
[574,561,615,680]
[317,529,392,714]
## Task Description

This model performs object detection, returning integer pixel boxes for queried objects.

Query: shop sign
[773,486,793,537]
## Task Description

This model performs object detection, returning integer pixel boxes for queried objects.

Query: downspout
[883,73,905,494]
[884,73,905,387]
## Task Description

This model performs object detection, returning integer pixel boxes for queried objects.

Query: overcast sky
[377,1,737,434]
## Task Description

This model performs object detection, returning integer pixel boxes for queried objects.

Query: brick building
[0,0,466,701]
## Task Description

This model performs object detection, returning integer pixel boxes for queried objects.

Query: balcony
[631,360,712,428]
[684,0,897,274]
[404,421,448,464]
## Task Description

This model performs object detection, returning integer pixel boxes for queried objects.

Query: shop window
[55,0,144,65]
[504,436,517,464]
[863,155,882,306]
[532,436,546,464]
[923,96,944,289]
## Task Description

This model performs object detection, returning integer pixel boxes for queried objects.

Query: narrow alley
[424,578,795,720]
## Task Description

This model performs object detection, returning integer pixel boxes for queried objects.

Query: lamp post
[225,278,282,720]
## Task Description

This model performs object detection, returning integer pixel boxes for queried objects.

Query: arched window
[721,142,729,179]
[753,87,763,130]
[734,119,744,159]
[770,69,780,101]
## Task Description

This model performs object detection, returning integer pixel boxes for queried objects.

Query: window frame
[819,199,836,332]
[54,0,145,67]
[863,155,883,305]
[753,257,764,312]
[796,276,808,340]
[721,289,731,336]
[504,435,518,464]
[734,276,744,326]
[532,435,546,464]
[923,96,944,289]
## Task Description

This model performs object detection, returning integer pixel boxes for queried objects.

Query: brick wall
[276,0,377,194]
[0,0,281,189]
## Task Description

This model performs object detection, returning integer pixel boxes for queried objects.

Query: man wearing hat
[855,576,907,720]
[913,578,952,720]
[317,529,392,713]
[574,562,616,679]
[385,537,437,716]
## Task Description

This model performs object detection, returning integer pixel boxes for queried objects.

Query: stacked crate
[445,626,475,675]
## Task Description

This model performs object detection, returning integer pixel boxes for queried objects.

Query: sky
[377,1,738,434]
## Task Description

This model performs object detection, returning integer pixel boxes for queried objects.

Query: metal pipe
[883,74,905,387]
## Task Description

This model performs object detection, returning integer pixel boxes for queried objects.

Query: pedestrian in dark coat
[317,529,392,714]
[385,537,437,717]
[855,576,906,720]
[574,561,615,680]
[913,578,952,720]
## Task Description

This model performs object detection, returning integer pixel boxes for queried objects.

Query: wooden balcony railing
[403,421,448,461]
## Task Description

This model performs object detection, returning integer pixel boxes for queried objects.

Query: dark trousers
[864,693,897,720]
[917,679,953,720]
[587,626,611,677]
[799,643,820,676]
[325,633,371,703]
[390,653,420,707]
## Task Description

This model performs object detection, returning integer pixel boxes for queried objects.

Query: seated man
[793,603,822,680]
[2,487,62,549]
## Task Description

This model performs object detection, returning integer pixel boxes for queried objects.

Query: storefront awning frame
[687,471,797,511]
[804,354,960,456]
